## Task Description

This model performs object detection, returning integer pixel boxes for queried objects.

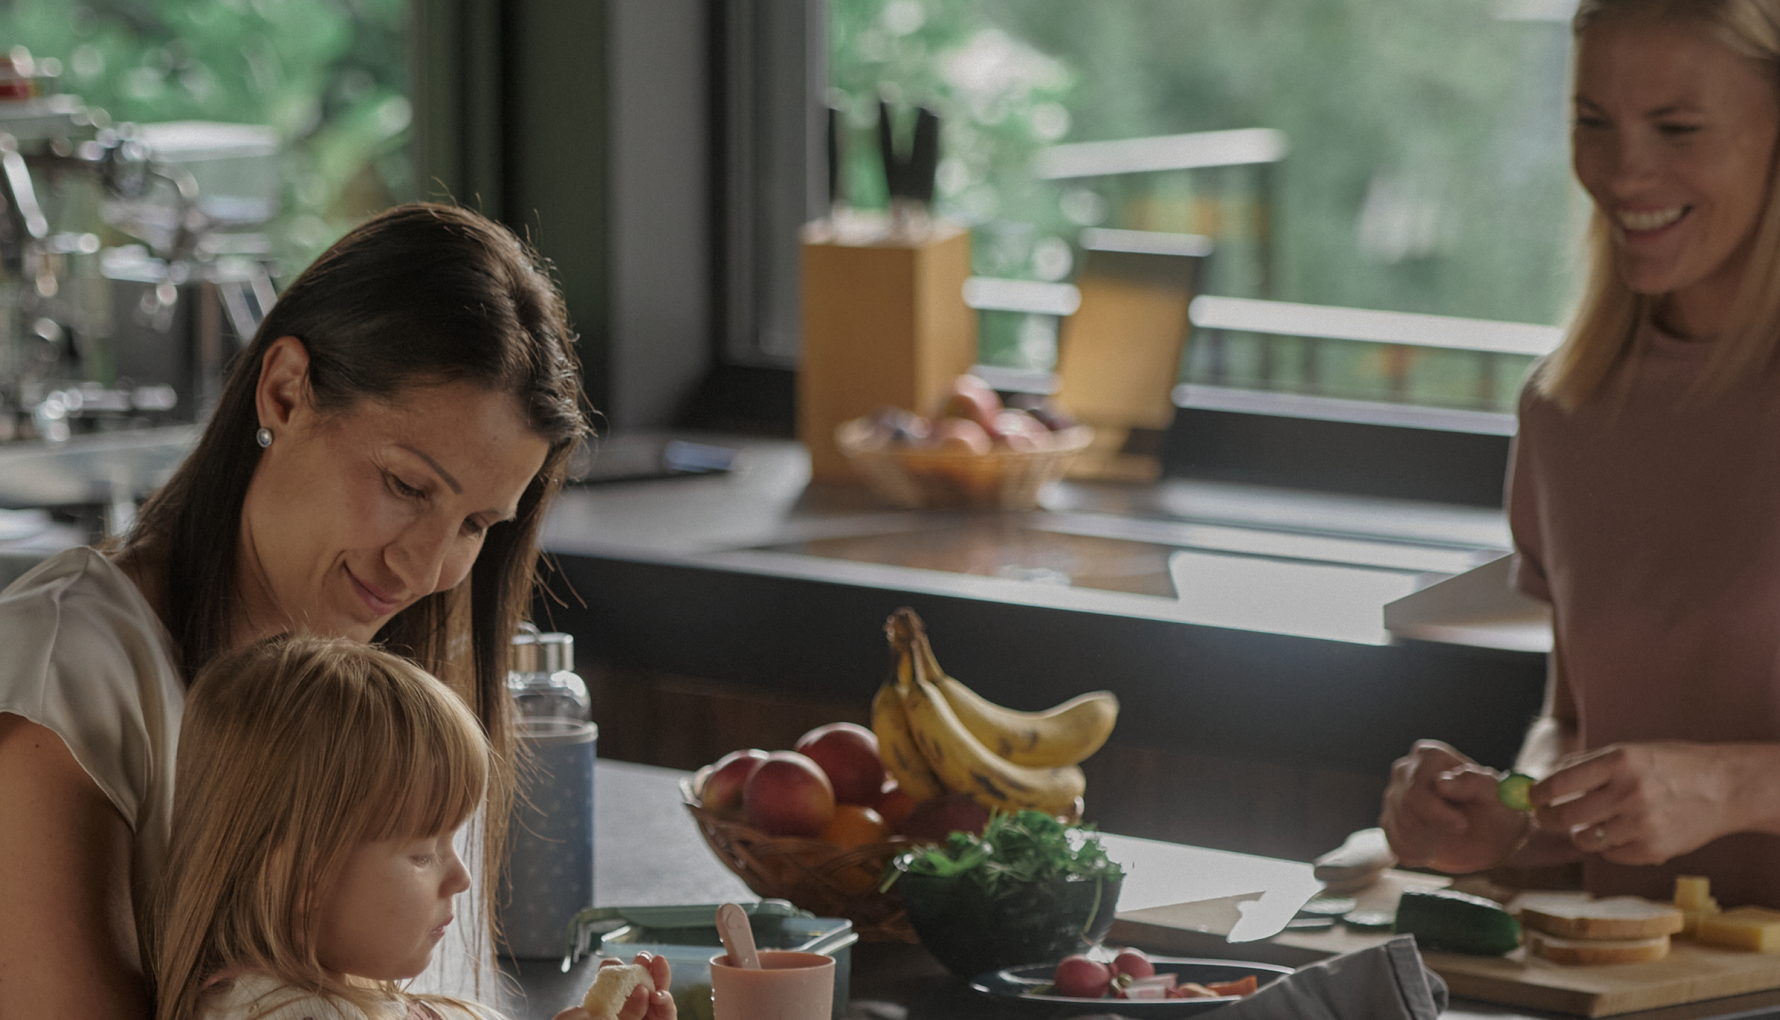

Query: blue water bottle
[503,625,597,959]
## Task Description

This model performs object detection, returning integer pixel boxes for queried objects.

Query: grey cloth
[1205,937,1448,1020]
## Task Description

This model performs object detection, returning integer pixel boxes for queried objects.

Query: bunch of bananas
[871,607,1118,820]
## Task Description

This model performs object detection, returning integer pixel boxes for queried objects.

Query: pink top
[1509,320,1780,907]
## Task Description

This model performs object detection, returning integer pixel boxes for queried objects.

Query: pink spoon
[715,902,760,970]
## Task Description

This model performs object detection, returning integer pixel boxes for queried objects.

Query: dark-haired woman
[0,203,588,1019]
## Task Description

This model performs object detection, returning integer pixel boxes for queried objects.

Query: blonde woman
[154,635,673,1020]
[0,204,588,1018]
[1382,0,1780,906]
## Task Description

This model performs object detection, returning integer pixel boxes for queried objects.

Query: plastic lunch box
[564,901,858,1020]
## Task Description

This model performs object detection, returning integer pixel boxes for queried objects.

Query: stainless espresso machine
[0,52,278,444]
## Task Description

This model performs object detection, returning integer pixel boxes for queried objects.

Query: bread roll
[1517,895,1684,940]
[1527,931,1672,965]
[583,963,655,1018]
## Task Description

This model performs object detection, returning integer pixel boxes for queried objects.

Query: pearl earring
[256,427,273,448]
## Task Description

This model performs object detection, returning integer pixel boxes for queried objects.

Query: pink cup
[708,950,836,1020]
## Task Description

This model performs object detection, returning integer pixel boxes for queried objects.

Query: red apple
[874,780,918,831]
[895,792,989,841]
[701,749,768,816]
[744,751,836,837]
[794,722,886,805]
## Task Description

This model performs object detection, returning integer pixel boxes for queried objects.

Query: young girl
[150,635,674,1020]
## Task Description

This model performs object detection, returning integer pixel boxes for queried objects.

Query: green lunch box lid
[564,900,854,966]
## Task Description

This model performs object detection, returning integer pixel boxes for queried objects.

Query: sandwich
[1513,893,1682,965]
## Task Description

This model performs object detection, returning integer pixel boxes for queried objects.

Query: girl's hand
[1531,741,1775,866]
[1381,740,1530,873]
[558,953,676,1020]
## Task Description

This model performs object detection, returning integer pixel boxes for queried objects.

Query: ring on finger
[1591,824,1609,847]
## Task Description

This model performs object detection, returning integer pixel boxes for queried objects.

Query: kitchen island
[0,426,1552,858]
[507,759,1780,1020]
[538,433,1547,861]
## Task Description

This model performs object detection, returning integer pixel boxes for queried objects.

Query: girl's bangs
[366,695,491,842]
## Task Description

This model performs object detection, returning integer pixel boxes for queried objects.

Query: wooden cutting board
[1112,869,1780,1017]
[1412,940,1780,1017]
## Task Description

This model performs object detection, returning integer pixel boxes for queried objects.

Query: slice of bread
[1517,895,1684,940]
[583,963,655,1019]
[1527,931,1672,965]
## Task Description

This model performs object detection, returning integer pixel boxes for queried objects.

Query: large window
[3,0,412,272]
[829,0,1579,414]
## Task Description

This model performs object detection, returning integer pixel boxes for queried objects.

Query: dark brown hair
[124,202,588,962]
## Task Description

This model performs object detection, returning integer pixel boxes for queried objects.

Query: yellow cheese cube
[1697,907,1780,951]
[1679,901,1722,939]
[1675,876,1713,911]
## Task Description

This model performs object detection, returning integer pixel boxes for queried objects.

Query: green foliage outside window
[3,0,412,274]
[832,0,1580,411]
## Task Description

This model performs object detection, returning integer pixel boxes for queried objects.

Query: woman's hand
[1531,742,1780,866]
[556,953,676,1020]
[1381,740,1530,874]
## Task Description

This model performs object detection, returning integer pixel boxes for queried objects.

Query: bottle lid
[511,621,574,673]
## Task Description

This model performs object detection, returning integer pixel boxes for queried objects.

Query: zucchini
[1394,889,1522,955]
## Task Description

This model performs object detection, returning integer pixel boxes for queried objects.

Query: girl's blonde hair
[151,635,492,1020]
[1540,0,1780,408]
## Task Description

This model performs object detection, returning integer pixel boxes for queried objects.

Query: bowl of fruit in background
[835,374,1093,510]
[682,608,1121,944]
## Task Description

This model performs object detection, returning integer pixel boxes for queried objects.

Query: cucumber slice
[1394,889,1523,955]
[1343,909,1395,932]
[1301,896,1358,917]
[1498,772,1535,812]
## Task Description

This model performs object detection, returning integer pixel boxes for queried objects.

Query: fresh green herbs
[894,810,1125,895]
[892,812,1129,974]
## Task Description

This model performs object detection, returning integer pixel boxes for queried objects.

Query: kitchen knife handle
[826,105,842,210]
[910,107,940,208]
[877,99,902,201]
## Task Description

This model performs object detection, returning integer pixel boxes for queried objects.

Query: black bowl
[897,866,1122,978]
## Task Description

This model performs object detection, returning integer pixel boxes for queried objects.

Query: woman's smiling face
[236,337,550,645]
[1571,15,1780,334]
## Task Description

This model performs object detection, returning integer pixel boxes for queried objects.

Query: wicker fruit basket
[835,418,1094,511]
[680,770,925,942]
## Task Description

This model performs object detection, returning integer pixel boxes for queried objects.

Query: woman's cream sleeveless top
[0,546,492,996]
[0,545,184,916]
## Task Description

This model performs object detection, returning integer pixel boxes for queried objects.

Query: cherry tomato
[1052,954,1113,999]
[1112,948,1155,979]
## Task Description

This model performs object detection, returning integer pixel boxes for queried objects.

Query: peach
[992,410,1052,451]
[744,751,836,837]
[929,417,992,455]
[701,749,768,816]
[938,374,1003,430]
[794,722,885,805]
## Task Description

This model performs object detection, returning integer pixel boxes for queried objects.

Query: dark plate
[970,956,1292,1018]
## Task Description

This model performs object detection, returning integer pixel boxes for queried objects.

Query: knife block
[799,219,976,482]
